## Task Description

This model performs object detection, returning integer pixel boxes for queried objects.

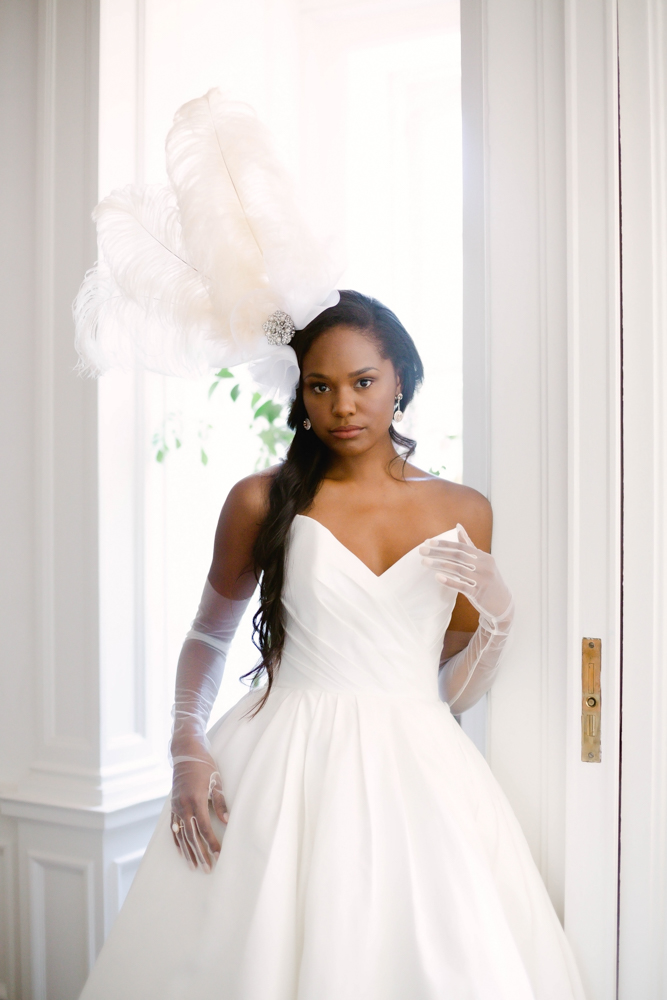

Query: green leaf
[215,368,234,379]
[175,438,182,449]
[230,383,241,402]
[200,449,209,466]
[208,381,220,399]
[251,391,262,408]
[156,450,165,463]
[257,425,293,457]
[253,399,282,424]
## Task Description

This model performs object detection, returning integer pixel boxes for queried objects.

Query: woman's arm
[421,494,514,713]
[170,472,271,871]
[208,471,273,597]
[441,489,493,651]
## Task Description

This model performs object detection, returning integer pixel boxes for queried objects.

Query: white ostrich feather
[74,89,342,390]
[74,185,222,376]
[166,90,342,339]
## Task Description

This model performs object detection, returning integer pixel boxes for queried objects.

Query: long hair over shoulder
[245,290,424,711]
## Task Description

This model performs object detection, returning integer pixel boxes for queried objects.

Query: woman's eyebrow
[303,366,380,380]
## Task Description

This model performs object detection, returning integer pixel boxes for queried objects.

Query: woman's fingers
[171,804,221,871]
[210,784,229,826]
[184,816,212,871]
[422,556,476,574]
[195,803,222,860]
[455,522,474,546]
[420,538,477,557]
[421,554,476,584]
[435,573,475,592]
[209,771,229,826]
[175,822,197,869]
[420,545,477,570]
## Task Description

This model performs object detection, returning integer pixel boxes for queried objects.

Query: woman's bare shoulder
[434,479,492,551]
[223,468,276,524]
[405,465,492,551]
[208,468,277,597]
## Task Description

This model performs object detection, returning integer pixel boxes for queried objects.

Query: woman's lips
[329,425,364,439]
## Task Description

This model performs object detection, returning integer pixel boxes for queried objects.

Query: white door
[616,1,667,996]
[461,2,623,997]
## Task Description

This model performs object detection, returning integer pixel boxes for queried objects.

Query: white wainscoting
[111,848,146,911]
[0,837,16,1000]
[0,795,166,1000]
[27,851,96,1000]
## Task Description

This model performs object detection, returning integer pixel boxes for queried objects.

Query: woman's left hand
[420,523,512,621]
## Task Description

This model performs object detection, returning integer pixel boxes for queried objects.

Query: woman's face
[301,324,400,457]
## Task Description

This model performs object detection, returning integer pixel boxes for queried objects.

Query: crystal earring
[393,393,404,423]
[303,418,311,430]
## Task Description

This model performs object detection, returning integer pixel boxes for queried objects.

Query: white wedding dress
[80,516,586,1000]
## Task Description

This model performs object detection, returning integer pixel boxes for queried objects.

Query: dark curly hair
[245,290,424,710]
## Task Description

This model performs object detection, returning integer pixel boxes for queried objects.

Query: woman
[80,291,585,1000]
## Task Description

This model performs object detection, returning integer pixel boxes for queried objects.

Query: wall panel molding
[112,848,145,910]
[33,0,101,775]
[0,840,17,1000]
[28,850,95,1000]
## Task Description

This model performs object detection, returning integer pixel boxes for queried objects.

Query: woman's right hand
[170,744,228,873]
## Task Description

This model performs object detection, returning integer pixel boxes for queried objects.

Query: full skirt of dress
[80,517,586,999]
[80,687,584,1000]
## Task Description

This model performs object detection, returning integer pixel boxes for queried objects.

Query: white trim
[35,0,58,754]
[0,840,16,1000]
[563,0,622,995]
[461,0,490,500]
[112,848,145,910]
[27,850,96,1000]
[459,0,490,760]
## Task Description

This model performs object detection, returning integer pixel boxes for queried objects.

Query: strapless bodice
[275,515,458,702]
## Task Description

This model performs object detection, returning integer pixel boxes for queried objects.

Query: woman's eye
[356,378,373,388]
[311,384,330,394]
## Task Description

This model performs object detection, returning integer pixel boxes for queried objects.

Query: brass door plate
[582,638,601,762]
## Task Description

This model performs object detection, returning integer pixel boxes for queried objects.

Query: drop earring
[393,393,404,423]
[303,418,311,430]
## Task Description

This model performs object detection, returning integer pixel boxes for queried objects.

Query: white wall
[0,4,166,998]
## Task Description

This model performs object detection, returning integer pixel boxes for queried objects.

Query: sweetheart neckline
[294,514,459,580]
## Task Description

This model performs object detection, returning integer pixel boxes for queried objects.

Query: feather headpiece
[74,90,343,400]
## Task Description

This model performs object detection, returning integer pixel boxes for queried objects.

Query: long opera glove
[420,523,514,714]
[169,580,250,871]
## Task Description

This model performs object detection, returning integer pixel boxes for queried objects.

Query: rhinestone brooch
[262,310,296,346]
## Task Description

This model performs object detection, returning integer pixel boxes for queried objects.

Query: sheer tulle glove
[420,523,514,713]
[170,581,250,871]
[419,522,512,626]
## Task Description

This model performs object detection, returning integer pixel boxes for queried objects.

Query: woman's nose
[331,387,356,416]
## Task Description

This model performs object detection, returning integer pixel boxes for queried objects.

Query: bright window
[98,0,462,732]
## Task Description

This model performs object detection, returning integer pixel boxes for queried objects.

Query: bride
[79,290,585,999]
